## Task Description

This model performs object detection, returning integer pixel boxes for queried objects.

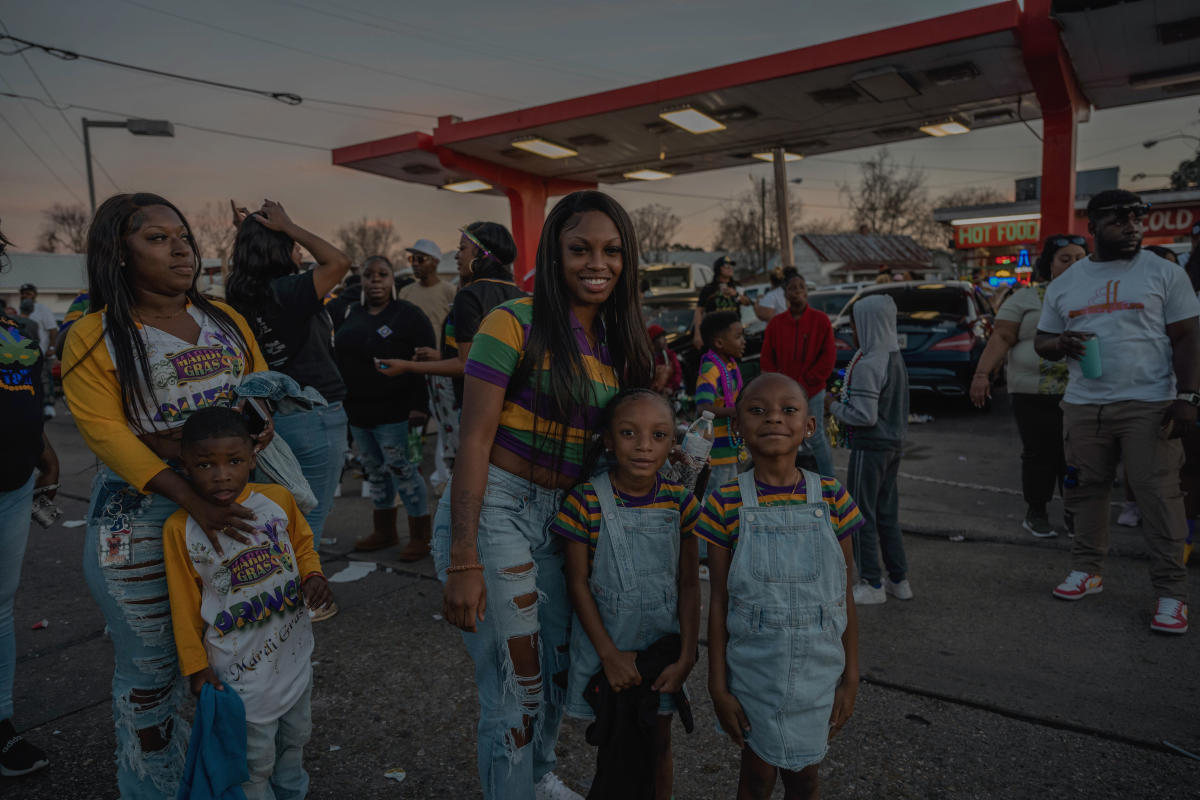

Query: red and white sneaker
[1150,598,1188,635]
[1052,571,1103,600]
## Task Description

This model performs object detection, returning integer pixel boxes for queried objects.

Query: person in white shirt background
[18,283,58,418]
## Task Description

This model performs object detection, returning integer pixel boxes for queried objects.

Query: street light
[83,117,175,214]
[1142,134,1200,149]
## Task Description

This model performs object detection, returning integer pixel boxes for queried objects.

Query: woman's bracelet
[446,563,484,574]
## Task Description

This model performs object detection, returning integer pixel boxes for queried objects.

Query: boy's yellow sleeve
[162,510,210,677]
[258,484,323,577]
[61,315,169,492]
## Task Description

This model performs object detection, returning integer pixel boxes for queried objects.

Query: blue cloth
[179,683,249,800]
[234,371,327,416]
[273,401,348,548]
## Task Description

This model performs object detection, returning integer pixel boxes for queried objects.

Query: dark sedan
[832,281,996,405]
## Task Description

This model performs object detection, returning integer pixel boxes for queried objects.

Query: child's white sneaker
[853,581,886,606]
[535,772,583,800]
[884,577,914,600]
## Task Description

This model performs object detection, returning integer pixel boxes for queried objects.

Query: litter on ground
[329,561,377,583]
[383,768,406,783]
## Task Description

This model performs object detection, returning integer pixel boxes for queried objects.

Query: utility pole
[773,147,794,269]
[81,118,175,215]
[759,176,767,273]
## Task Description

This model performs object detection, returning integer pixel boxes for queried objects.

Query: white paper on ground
[61,520,87,528]
[328,561,377,583]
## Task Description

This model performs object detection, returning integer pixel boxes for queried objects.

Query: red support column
[1021,0,1089,241]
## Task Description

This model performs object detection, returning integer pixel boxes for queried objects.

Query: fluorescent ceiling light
[920,118,971,137]
[752,151,803,162]
[511,137,577,159]
[949,212,1040,225]
[442,180,492,193]
[623,169,673,181]
[658,107,726,134]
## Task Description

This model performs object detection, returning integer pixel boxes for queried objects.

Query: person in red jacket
[760,275,836,475]
[648,324,683,399]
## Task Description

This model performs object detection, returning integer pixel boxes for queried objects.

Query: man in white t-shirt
[1036,190,1200,635]
[754,266,797,322]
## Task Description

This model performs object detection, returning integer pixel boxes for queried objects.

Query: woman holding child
[62,193,272,797]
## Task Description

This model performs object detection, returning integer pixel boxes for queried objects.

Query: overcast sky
[1,0,1198,259]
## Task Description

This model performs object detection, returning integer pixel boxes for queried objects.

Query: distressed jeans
[273,401,348,549]
[432,464,571,800]
[351,421,428,517]
[83,466,189,799]
[243,671,312,800]
[0,471,36,722]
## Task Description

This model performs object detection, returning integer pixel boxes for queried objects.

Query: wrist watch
[1177,392,1200,407]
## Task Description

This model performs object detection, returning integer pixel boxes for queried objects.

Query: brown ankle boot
[354,508,399,552]
[397,514,432,562]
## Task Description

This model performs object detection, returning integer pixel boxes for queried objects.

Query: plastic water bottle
[675,411,715,491]
[407,426,424,464]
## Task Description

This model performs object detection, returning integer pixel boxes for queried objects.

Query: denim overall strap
[591,471,637,593]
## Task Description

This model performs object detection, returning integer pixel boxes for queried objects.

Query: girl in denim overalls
[702,373,861,800]
[552,389,701,798]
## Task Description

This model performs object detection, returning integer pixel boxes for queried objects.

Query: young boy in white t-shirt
[163,406,333,798]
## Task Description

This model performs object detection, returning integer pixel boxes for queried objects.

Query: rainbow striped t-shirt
[551,477,700,562]
[694,355,743,466]
[696,475,863,552]
[464,297,619,480]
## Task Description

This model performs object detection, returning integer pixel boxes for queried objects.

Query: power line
[0,90,330,151]
[0,107,85,204]
[0,70,85,181]
[0,30,439,118]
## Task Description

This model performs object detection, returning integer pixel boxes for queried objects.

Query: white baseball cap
[405,239,442,261]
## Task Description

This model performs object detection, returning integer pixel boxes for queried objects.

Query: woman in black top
[691,255,750,349]
[225,200,351,567]
[335,259,437,558]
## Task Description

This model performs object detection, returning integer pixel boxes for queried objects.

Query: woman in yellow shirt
[62,193,268,798]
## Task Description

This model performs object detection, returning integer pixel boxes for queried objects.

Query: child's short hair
[700,311,740,350]
[181,406,253,449]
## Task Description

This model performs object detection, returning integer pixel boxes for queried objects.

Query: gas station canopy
[333,0,1200,285]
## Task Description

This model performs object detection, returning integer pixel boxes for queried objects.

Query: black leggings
[1010,393,1066,512]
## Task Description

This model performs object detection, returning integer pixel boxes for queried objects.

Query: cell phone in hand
[242,397,269,437]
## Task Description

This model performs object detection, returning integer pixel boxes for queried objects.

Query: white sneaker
[884,577,914,600]
[1116,502,1141,527]
[853,581,886,605]
[535,772,582,800]
[42,404,55,419]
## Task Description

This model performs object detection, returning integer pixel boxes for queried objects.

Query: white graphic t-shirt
[164,484,320,724]
[104,305,251,433]
[1038,250,1200,405]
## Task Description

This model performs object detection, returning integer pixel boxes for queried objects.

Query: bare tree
[931,186,1010,209]
[629,204,681,259]
[335,218,403,266]
[712,177,802,272]
[36,203,89,253]
[839,148,931,239]
[190,202,236,266]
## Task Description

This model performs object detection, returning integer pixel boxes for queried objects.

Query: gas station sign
[953,206,1200,249]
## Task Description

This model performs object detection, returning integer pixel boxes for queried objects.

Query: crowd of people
[0,184,1195,799]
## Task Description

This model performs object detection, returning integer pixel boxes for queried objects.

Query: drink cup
[1078,333,1102,379]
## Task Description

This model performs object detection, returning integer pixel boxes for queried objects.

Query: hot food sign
[953,206,1198,249]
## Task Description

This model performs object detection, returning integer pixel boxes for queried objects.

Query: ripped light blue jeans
[83,466,189,799]
[351,421,428,516]
[432,464,571,800]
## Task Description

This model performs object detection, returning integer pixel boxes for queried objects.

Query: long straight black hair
[72,192,252,433]
[511,190,652,473]
[225,215,298,322]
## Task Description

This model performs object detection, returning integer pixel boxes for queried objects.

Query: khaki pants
[1062,400,1188,602]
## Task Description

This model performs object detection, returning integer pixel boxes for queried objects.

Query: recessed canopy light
[442,180,492,193]
[658,106,726,135]
[752,151,803,162]
[510,137,577,159]
[920,118,971,137]
[623,169,673,181]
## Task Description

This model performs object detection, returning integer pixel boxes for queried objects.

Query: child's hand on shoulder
[828,672,859,739]
[302,574,334,611]
[601,649,642,692]
[190,667,224,696]
[651,655,695,694]
[711,688,751,747]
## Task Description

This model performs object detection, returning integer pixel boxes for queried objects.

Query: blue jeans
[0,472,35,722]
[351,421,428,517]
[244,671,312,800]
[803,389,836,478]
[83,466,189,799]
[273,402,348,548]
[432,465,570,800]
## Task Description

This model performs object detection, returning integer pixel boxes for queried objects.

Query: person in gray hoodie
[826,294,910,606]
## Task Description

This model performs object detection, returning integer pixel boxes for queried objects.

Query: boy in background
[696,311,746,500]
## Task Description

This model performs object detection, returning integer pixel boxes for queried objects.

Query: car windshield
[809,291,854,315]
[643,267,691,290]
[643,305,694,335]
[862,285,969,317]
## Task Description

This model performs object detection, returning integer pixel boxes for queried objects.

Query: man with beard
[1036,190,1200,634]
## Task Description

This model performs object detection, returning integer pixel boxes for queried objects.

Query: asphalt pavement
[4,391,1198,799]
